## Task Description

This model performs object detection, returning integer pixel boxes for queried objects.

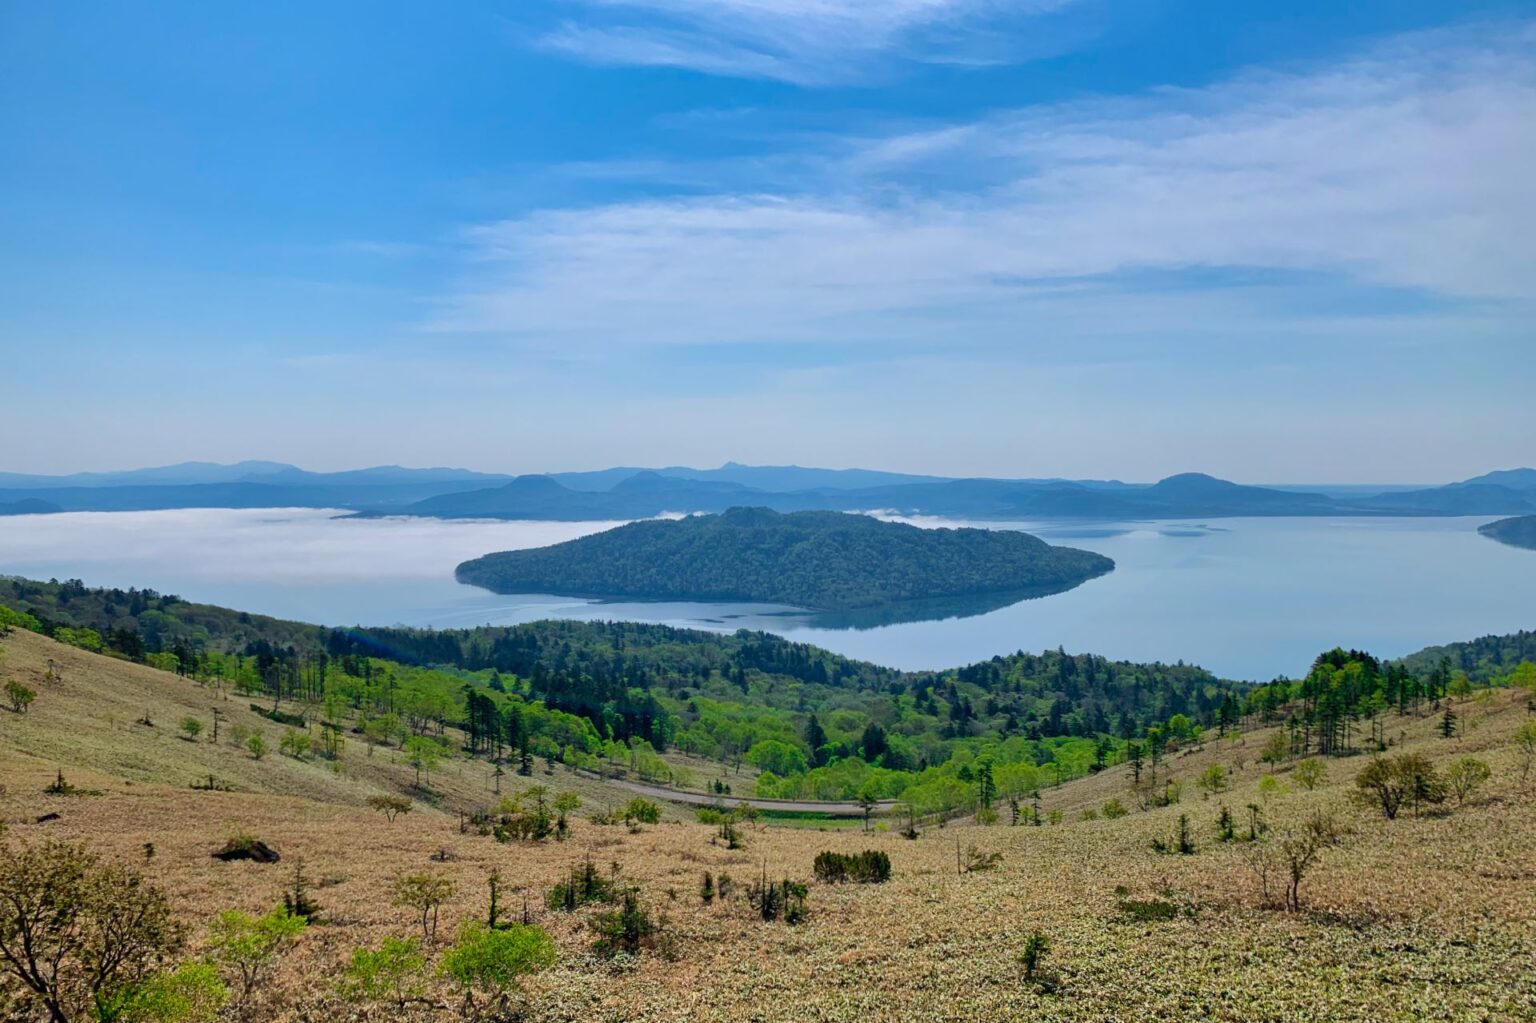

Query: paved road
[576,772,897,817]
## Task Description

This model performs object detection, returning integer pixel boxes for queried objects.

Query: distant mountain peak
[1152,472,1240,491]
[1459,468,1536,493]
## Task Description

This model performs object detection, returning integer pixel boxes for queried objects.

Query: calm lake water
[0,508,1531,681]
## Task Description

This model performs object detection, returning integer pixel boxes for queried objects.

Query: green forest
[454,507,1113,610]
[4,576,1533,815]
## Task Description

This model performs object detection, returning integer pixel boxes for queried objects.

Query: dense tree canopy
[454,508,1113,611]
[8,575,1529,811]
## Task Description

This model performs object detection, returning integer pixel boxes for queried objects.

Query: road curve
[575,771,897,817]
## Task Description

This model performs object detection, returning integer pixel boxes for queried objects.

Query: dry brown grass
[3,630,1535,1021]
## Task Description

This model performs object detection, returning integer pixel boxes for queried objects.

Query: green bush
[748,874,807,924]
[623,798,661,826]
[546,857,615,912]
[98,962,229,1023]
[206,906,306,1003]
[589,887,662,957]
[812,850,891,884]
[339,937,427,1007]
[439,921,555,1010]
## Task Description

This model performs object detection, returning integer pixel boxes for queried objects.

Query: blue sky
[2,0,1532,482]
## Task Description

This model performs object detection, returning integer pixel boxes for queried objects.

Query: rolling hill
[3,617,1535,1023]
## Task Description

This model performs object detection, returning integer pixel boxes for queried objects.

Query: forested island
[1478,514,1536,551]
[454,507,1114,611]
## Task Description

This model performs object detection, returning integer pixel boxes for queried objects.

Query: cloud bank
[444,24,1536,358]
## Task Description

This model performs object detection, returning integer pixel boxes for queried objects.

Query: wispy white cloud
[438,24,1536,354]
[536,0,1074,84]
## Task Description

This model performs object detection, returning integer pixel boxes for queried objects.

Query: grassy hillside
[3,628,1534,1021]
[0,577,1245,806]
[455,507,1114,611]
[0,628,642,819]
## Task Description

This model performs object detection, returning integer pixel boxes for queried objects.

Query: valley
[3,603,1534,1022]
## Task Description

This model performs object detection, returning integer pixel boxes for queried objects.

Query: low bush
[547,856,616,912]
[748,873,808,924]
[439,921,555,1014]
[812,850,892,884]
[589,887,665,957]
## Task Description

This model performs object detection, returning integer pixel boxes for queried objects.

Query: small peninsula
[1479,514,1536,551]
[455,507,1114,611]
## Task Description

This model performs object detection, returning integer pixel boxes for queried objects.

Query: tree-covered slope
[1478,514,1536,551]
[455,508,1114,610]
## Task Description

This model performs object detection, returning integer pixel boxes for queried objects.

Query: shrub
[339,937,428,1008]
[439,921,555,1014]
[179,717,203,742]
[813,850,892,884]
[963,846,1004,872]
[98,961,229,1023]
[546,856,615,912]
[491,789,555,842]
[403,736,444,787]
[1518,721,1536,785]
[4,680,35,714]
[1100,798,1128,819]
[589,887,663,956]
[278,728,311,759]
[1259,731,1290,765]
[1278,811,1347,911]
[1196,764,1227,795]
[1113,886,1185,923]
[206,906,306,1003]
[1293,758,1327,791]
[1018,930,1050,983]
[623,797,661,827]
[0,839,184,1023]
[748,872,808,924]
[553,791,581,840]
[1152,814,1196,855]
[245,733,268,760]
[1445,757,1491,804]
[280,859,320,921]
[44,769,87,796]
[1355,753,1445,819]
[392,873,456,942]
[367,795,413,823]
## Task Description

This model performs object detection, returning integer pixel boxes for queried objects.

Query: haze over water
[1,508,1530,681]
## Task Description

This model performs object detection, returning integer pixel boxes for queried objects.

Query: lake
[0,508,1531,681]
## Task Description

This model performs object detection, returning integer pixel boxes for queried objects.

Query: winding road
[575,771,898,817]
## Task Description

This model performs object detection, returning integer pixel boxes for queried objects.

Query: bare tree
[0,840,184,1023]
[1276,812,1347,911]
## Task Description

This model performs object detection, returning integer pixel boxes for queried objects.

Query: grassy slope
[0,629,660,819]
[3,630,1535,1022]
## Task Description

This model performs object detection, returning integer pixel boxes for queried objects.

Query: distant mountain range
[1,460,1533,521]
